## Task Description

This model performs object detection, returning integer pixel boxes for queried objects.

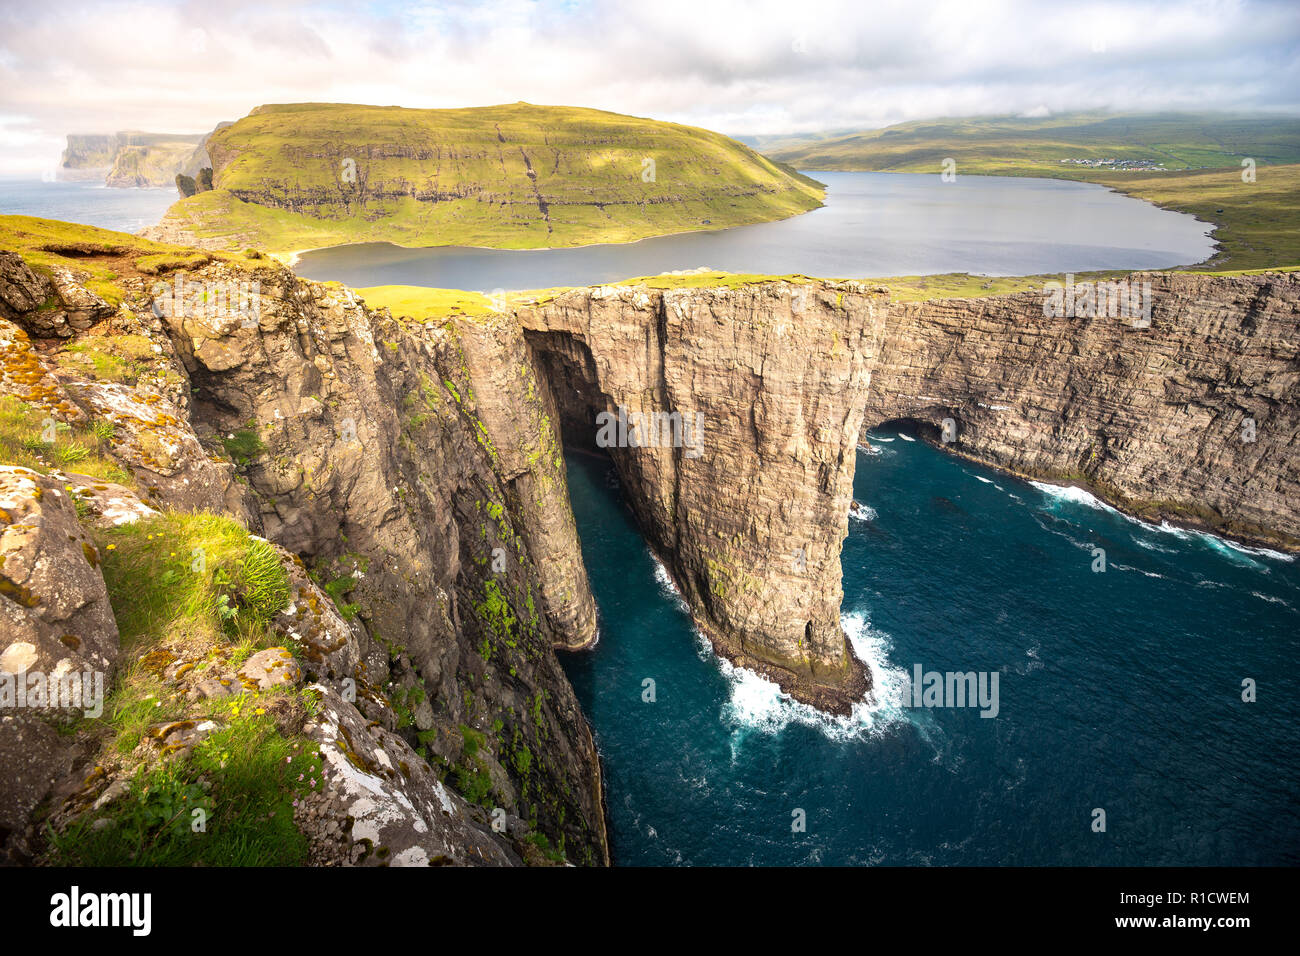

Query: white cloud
[0,0,1297,174]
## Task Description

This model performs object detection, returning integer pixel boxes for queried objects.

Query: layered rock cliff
[3,215,1297,866]
[0,229,607,865]
[866,271,1300,549]
[518,283,888,713]
[58,132,212,188]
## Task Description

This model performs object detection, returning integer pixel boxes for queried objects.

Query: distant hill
[59,131,211,187]
[766,112,1300,177]
[146,102,825,254]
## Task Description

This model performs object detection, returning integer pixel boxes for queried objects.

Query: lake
[292,171,1218,290]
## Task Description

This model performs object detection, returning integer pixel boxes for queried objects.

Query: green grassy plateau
[152,102,825,256]
[768,112,1300,270]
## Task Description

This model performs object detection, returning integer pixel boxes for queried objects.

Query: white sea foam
[975,476,994,485]
[866,434,895,443]
[1134,536,1178,554]
[1111,562,1166,579]
[1250,591,1293,609]
[1031,481,1295,565]
[848,503,878,522]
[650,552,689,613]
[897,433,917,442]
[716,611,911,742]
[1213,535,1294,564]
[1030,480,1108,511]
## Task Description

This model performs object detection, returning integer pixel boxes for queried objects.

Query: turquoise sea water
[560,430,1300,866]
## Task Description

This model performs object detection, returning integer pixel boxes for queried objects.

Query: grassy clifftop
[767,112,1300,270]
[149,102,825,255]
[766,112,1300,176]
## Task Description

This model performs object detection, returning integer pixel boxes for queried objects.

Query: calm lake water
[561,433,1300,866]
[293,171,1217,290]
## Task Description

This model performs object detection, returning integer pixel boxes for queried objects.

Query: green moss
[221,427,266,467]
[474,579,518,650]
[321,573,360,620]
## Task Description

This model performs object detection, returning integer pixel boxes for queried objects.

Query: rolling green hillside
[767,112,1300,176]
[769,112,1300,269]
[149,102,825,255]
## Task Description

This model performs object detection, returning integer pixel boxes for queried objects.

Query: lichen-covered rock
[238,647,302,690]
[0,714,85,862]
[0,466,119,862]
[298,684,516,867]
[0,252,54,322]
[0,318,84,420]
[57,473,156,528]
[46,267,115,333]
[62,380,246,517]
[0,466,120,681]
[0,253,114,338]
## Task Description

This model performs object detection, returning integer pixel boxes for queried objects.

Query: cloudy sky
[1,0,1297,175]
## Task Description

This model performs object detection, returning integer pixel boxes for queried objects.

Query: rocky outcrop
[152,262,607,860]
[5,471,521,866]
[0,247,607,865]
[519,282,888,713]
[865,271,1300,549]
[0,467,120,861]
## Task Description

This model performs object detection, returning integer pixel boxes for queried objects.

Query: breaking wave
[715,611,911,743]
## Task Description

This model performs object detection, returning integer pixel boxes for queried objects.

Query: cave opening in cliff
[522,331,615,460]
[868,416,949,445]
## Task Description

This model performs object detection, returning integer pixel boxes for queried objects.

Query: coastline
[254,196,829,268]
[869,435,1300,556]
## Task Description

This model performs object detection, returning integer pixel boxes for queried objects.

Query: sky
[1,0,1298,175]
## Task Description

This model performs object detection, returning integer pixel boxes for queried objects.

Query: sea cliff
[1,215,1296,865]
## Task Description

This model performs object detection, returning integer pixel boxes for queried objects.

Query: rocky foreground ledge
[0,217,1296,864]
[0,232,606,865]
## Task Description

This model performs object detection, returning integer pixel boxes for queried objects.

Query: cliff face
[3,213,1298,865]
[153,265,609,862]
[866,272,1300,549]
[58,132,209,188]
[0,241,606,865]
[57,135,119,180]
[518,282,888,713]
[513,270,1298,713]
